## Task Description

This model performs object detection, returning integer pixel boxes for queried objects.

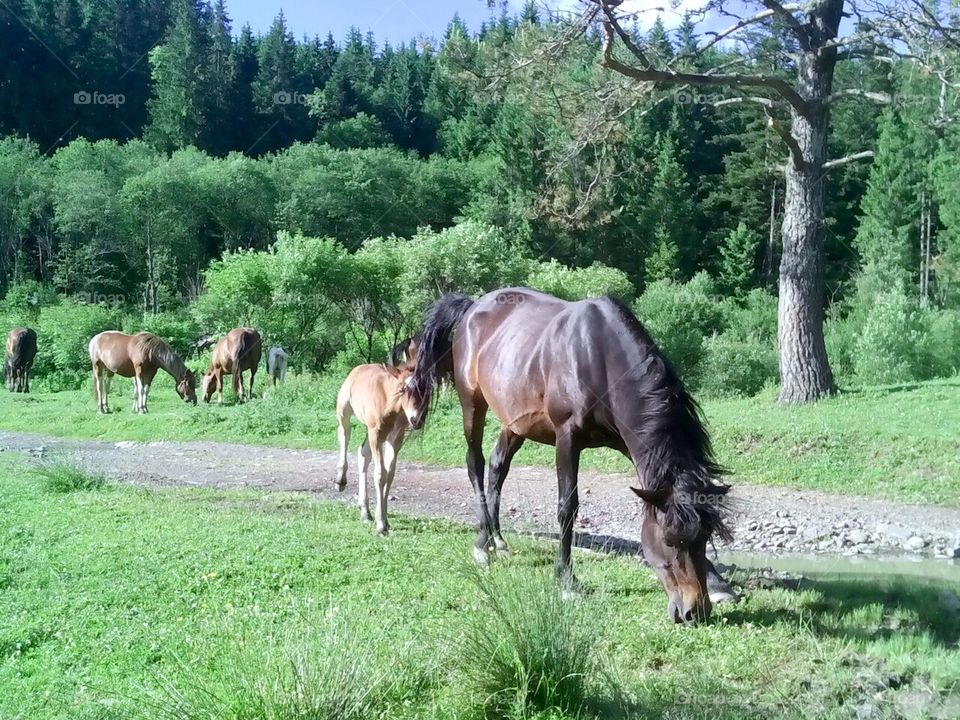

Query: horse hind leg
[335,401,352,491]
[368,429,389,536]
[462,395,495,565]
[487,428,525,555]
[555,428,583,599]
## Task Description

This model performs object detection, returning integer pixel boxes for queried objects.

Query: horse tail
[231,336,245,397]
[410,294,474,422]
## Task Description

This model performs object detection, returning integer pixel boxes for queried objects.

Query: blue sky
[224,0,523,43]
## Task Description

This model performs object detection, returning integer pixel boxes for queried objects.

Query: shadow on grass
[726,575,960,647]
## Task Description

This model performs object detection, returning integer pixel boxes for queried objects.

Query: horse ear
[631,486,670,508]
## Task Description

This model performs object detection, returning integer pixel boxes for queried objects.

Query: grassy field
[1,374,958,505]
[1,456,958,720]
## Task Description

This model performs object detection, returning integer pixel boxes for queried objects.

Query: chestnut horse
[335,363,425,535]
[5,327,37,393]
[410,289,734,624]
[201,328,262,404]
[89,331,197,413]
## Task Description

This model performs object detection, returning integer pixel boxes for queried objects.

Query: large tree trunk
[776,1,841,404]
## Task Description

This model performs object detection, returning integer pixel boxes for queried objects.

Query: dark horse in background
[5,327,37,393]
[410,289,736,624]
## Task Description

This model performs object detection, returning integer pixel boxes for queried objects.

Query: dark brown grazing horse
[5,328,37,393]
[410,289,734,624]
[201,328,262,404]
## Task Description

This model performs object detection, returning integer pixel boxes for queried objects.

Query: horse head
[632,478,730,625]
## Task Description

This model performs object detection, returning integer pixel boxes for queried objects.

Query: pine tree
[718,222,761,295]
[645,225,680,284]
[144,0,207,152]
[853,109,923,296]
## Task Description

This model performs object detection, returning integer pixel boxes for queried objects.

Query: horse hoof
[473,546,491,566]
[493,538,510,556]
[334,481,346,492]
[360,511,372,523]
[377,526,389,537]
[559,574,583,600]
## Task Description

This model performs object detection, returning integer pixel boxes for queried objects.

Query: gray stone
[847,529,869,545]
[877,523,913,542]
[855,702,877,719]
[905,535,928,552]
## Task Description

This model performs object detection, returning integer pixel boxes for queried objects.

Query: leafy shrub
[35,298,125,384]
[634,272,725,387]
[719,289,777,343]
[853,291,932,385]
[700,332,778,398]
[526,260,635,301]
[126,310,200,359]
[0,280,60,317]
[927,309,960,378]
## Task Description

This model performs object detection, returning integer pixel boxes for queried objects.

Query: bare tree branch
[825,88,894,104]
[599,17,809,115]
[821,150,875,171]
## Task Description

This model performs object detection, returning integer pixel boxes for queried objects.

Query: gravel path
[2,430,959,561]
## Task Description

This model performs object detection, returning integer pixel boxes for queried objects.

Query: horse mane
[136,333,189,381]
[389,336,415,366]
[605,296,732,544]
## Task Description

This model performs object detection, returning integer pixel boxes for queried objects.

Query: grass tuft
[146,612,413,720]
[33,461,107,493]
[458,566,610,719]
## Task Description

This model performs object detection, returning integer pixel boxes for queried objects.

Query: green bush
[719,289,777,343]
[526,260,635,301]
[700,332,778,398]
[633,272,725,387]
[35,299,125,385]
[125,310,200,359]
[33,462,107,493]
[854,292,932,385]
[927,309,960,378]
[0,280,60,317]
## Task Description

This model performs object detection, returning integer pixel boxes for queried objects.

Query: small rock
[905,536,927,552]
[877,523,913,542]
[855,702,877,719]
[847,529,869,545]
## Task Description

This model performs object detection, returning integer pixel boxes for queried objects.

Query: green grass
[1,456,958,719]
[32,461,108,493]
[0,374,958,504]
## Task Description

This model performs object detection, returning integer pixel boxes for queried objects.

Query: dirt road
[2,430,958,561]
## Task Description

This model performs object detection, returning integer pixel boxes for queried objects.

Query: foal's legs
[367,428,389,536]
[248,369,256,401]
[93,364,104,412]
[335,401,352,491]
[216,373,224,405]
[357,439,372,521]
[462,396,495,564]
[486,428,524,554]
[556,429,582,596]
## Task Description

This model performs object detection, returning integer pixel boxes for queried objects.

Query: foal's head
[633,477,730,625]
[178,370,198,405]
[386,364,427,429]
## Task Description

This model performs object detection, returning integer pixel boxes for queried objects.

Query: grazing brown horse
[410,289,734,624]
[5,328,37,393]
[335,363,425,535]
[89,331,197,413]
[201,328,262,404]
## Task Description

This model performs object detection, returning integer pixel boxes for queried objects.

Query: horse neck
[151,342,186,380]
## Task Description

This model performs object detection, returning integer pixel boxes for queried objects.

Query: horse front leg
[357,439,372,522]
[486,428,524,555]
[556,429,582,598]
[248,369,256,401]
[368,429,389,536]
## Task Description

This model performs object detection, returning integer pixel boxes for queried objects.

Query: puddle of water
[719,551,960,585]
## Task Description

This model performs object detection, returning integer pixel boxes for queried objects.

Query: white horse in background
[267,346,288,386]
